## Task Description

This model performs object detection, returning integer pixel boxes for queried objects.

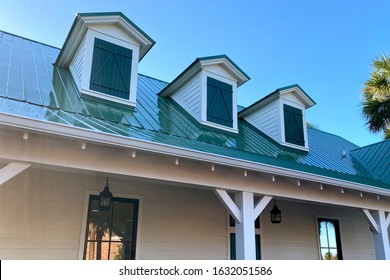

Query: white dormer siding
[239,85,316,151]
[160,55,250,133]
[244,99,281,143]
[170,72,202,124]
[56,12,155,107]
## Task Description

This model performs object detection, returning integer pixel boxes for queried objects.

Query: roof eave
[1,112,390,196]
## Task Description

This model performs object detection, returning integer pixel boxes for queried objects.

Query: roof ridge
[350,138,390,152]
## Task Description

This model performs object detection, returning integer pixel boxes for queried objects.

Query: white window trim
[74,29,140,107]
[279,99,309,151]
[200,71,238,133]
[78,189,143,260]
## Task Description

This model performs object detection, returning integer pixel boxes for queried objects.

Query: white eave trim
[1,112,389,197]
[56,13,154,67]
[198,57,249,87]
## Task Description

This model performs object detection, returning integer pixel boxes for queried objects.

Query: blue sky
[1,0,389,146]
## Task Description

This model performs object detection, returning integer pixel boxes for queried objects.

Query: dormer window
[207,77,233,128]
[159,55,250,133]
[90,38,133,99]
[55,12,155,107]
[283,104,304,146]
[238,84,316,152]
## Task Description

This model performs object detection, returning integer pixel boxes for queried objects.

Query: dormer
[55,12,155,107]
[159,55,250,133]
[239,84,316,151]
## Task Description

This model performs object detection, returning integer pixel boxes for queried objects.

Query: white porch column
[363,209,390,260]
[214,189,272,260]
[234,192,257,260]
[0,162,31,186]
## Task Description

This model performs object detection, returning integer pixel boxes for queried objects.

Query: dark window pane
[84,195,138,260]
[230,233,261,260]
[230,215,260,228]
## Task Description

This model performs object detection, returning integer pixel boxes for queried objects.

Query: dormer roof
[1,29,390,190]
[55,12,155,67]
[238,84,316,118]
[159,55,249,133]
[239,84,316,151]
[159,55,250,97]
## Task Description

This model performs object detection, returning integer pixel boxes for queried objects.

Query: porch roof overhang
[1,111,390,199]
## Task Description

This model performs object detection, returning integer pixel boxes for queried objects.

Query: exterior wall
[170,72,202,123]
[0,165,377,260]
[261,200,376,260]
[244,99,281,143]
[0,167,228,260]
[69,36,86,90]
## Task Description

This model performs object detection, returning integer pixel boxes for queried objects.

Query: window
[90,38,133,99]
[318,218,343,260]
[229,215,261,260]
[284,104,304,146]
[207,77,233,128]
[84,195,139,260]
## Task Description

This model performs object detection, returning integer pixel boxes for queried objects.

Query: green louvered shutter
[90,38,133,99]
[207,77,233,127]
[284,104,305,146]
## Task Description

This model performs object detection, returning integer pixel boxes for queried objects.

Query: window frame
[316,217,343,260]
[279,99,309,151]
[200,72,238,133]
[75,29,140,107]
[78,190,143,260]
[89,37,133,100]
[227,214,262,260]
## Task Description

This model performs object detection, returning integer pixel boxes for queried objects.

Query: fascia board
[158,61,202,97]
[199,56,250,87]
[279,86,316,108]
[238,92,279,118]
[81,15,155,60]
[55,17,87,67]
[1,112,390,196]
[55,13,155,67]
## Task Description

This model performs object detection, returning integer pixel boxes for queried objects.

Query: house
[0,12,389,260]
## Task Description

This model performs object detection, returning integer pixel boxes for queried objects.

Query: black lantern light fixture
[270,200,281,224]
[99,177,113,211]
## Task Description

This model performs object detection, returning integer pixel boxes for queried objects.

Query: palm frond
[362,53,390,138]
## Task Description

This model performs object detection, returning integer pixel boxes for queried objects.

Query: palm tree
[362,54,390,139]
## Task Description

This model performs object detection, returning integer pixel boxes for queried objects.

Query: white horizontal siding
[0,167,376,260]
[171,72,202,122]
[69,38,86,90]
[261,200,375,260]
[245,100,281,143]
[0,168,228,260]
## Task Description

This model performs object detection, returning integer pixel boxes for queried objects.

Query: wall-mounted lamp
[270,200,281,224]
[99,177,113,211]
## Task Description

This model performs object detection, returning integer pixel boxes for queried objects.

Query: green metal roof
[350,140,390,184]
[0,30,389,190]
